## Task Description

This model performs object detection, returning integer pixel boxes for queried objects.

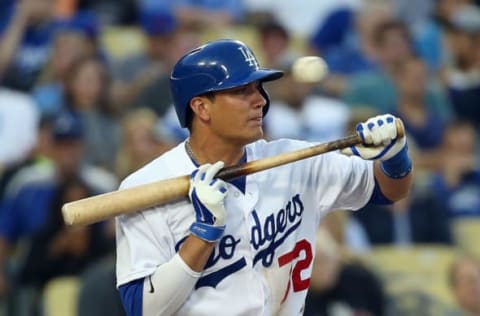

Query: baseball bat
[62,119,404,226]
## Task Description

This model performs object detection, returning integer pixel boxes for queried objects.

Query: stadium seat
[451,218,480,259]
[361,245,458,308]
[42,276,81,316]
[100,26,146,61]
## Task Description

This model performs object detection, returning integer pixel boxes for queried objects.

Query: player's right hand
[188,161,228,242]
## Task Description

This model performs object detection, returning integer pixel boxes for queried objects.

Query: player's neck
[187,135,245,167]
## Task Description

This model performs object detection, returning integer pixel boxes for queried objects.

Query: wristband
[380,143,412,179]
[190,222,225,242]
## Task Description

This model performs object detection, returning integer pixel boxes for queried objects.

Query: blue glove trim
[349,137,397,160]
[190,222,225,242]
[350,145,361,156]
[191,189,215,224]
[356,123,365,142]
[380,143,412,179]
[370,138,396,160]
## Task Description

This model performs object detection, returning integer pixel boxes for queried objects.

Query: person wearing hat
[444,3,480,127]
[0,111,117,304]
[111,9,180,116]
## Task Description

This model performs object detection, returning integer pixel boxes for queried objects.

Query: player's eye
[230,85,250,95]
[225,82,260,97]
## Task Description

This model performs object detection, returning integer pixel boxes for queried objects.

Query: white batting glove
[342,114,406,160]
[342,114,412,178]
[188,161,228,242]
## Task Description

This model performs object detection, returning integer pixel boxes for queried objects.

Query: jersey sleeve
[115,205,175,287]
[247,139,374,213]
[115,169,177,288]
[313,151,374,211]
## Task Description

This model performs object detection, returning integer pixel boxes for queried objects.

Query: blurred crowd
[1,0,480,315]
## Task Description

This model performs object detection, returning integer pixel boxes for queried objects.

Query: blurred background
[0,0,480,315]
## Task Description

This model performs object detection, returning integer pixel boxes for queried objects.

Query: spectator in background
[444,3,480,127]
[308,2,392,97]
[138,0,245,29]
[429,120,480,218]
[344,19,413,112]
[75,0,137,26]
[0,114,57,207]
[111,10,178,116]
[0,0,61,91]
[257,19,297,69]
[18,177,113,314]
[64,56,121,171]
[32,23,93,116]
[351,189,453,247]
[391,0,436,29]
[449,255,480,315]
[304,228,386,316]
[406,0,454,73]
[0,111,117,300]
[343,19,451,117]
[125,24,202,143]
[135,25,201,115]
[394,56,451,150]
[243,0,362,39]
[308,7,374,76]
[115,108,172,179]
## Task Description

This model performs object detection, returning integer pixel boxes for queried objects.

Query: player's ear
[190,96,212,124]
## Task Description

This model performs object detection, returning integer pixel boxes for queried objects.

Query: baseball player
[115,39,412,315]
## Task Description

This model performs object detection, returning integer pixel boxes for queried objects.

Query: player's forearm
[374,161,412,201]
[179,234,216,272]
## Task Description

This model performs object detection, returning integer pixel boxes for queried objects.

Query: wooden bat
[62,119,405,226]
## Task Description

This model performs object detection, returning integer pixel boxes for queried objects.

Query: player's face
[209,81,267,145]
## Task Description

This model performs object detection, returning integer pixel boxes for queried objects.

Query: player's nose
[253,85,267,109]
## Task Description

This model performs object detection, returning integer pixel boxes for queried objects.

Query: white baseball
[291,56,328,83]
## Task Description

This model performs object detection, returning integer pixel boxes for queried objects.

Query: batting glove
[188,161,228,242]
[342,114,412,178]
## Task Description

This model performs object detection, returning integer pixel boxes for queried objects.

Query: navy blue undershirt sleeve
[119,278,144,316]
[367,178,394,205]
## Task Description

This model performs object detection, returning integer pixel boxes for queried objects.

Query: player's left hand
[342,114,406,161]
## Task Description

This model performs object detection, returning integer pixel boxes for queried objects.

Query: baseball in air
[291,56,328,83]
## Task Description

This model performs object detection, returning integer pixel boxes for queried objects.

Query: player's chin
[243,125,264,142]
[251,127,264,142]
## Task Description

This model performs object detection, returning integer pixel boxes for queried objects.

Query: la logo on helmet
[238,47,258,68]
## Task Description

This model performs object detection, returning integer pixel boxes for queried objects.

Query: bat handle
[395,118,405,138]
[217,117,405,181]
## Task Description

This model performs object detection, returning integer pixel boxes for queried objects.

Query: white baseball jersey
[116,138,374,315]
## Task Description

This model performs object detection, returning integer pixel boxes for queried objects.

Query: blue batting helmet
[170,39,284,127]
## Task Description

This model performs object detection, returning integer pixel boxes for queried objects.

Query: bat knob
[395,118,405,139]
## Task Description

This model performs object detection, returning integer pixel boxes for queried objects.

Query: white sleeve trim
[175,253,202,278]
[142,253,201,316]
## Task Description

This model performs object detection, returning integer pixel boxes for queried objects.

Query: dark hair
[258,20,290,41]
[372,20,412,47]
[63,56,114,116]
